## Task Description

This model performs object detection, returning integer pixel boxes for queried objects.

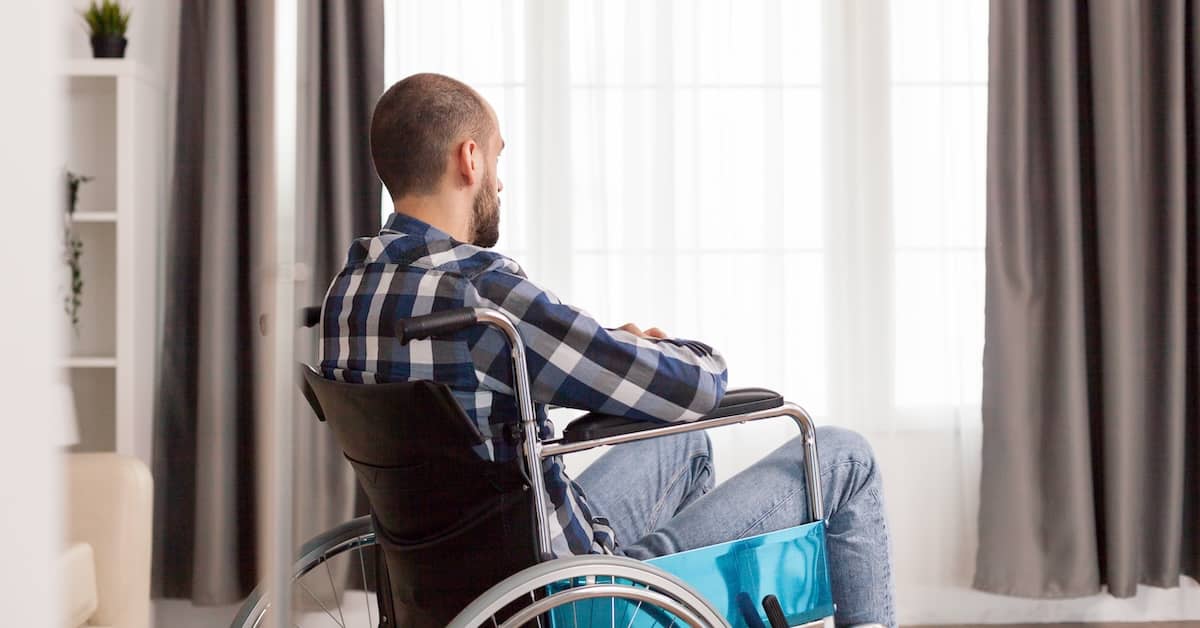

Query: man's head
[370,73,504,247]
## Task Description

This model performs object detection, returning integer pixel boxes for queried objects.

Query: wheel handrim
[498,583,710,628]
[448,555,729,628]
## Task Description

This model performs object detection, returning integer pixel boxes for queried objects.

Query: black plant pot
[90,35,127,59]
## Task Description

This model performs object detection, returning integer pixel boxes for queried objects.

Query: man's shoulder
[347,232,526,279]
[419,241,527,281]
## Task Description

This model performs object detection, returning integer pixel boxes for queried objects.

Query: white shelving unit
[61,58,162,468]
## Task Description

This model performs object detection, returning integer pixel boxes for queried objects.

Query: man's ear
[455,139,480,187]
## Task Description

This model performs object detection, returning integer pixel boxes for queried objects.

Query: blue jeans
[575,426,896,627]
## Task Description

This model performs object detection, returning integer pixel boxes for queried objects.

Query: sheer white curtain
[384,0,987,622]
[383,0,986,429]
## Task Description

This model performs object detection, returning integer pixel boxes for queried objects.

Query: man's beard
[470,171,501,248]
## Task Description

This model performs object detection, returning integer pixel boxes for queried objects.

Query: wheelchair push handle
[299,306,483,343]
[396,307,480,344]
[300,306,322,328]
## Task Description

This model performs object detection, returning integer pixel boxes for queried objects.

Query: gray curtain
[977,0,1200,599]
[152,0,383,604]
[151,1,263,603]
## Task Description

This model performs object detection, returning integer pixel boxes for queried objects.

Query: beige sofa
[61,453,152,628]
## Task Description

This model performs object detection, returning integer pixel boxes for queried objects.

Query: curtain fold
[151,1,262,603]
[977,0,1200,599]
[152,0,383,604]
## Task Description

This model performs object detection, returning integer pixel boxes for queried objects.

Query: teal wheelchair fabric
[547,521,834,627]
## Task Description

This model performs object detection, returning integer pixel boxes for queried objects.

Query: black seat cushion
[561,387,784,443]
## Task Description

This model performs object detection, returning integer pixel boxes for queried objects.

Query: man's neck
[392,196,470,242]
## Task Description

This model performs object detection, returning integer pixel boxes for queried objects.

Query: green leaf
[79,0,130,36]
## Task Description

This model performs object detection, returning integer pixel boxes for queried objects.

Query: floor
[910,624,1200,628]
[159,595,1200,628]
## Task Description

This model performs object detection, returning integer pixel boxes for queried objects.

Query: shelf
[61,51,162,467]
[62,356,118,369]
[61,58,153,82]
[72,212,118,223]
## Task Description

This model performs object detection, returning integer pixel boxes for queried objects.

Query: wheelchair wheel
[229,515,379,628]
[448,555,729,628]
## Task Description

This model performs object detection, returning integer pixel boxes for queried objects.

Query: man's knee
[814,426,879,483]
[811,426,884,516]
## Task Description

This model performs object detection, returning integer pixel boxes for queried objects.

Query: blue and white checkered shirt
[319,213,728,556]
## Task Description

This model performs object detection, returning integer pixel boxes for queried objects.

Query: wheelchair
[230,306,838,628]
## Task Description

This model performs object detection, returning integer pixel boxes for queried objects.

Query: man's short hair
[370,73,494,200]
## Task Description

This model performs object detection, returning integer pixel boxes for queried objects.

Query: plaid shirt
[319,213,728,556]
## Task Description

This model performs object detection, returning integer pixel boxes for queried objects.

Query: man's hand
[615,323,669,339]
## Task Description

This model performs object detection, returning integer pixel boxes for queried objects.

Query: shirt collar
[381,212,456,242]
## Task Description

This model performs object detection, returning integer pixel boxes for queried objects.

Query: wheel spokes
[355,545,372,627]
[324,556,348,628]
[295,579,345,628]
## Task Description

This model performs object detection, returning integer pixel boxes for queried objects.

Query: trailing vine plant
[64,171,91,332]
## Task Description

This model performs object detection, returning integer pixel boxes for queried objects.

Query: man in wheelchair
[319,73,896,627]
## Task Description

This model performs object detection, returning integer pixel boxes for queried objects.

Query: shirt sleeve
[466,268,728,423]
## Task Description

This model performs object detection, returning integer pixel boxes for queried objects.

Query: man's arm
[467,269,728,423]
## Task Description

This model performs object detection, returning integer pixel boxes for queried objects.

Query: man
[321,73,896,626]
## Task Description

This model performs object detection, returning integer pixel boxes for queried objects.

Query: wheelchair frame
[231,306,834,628]
[468,307,827,558]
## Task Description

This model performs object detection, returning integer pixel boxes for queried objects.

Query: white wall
[0,3,65,627]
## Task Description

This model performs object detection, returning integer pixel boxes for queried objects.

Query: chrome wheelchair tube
[473,306,824,548]
[788,403,825,521]
[541,402,825,522]
[473,309,556,558]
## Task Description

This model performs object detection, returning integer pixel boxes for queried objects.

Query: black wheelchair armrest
[560,388,784,443]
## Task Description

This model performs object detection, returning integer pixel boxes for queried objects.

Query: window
[383,0,987,432]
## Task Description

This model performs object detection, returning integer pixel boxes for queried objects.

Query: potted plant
[80,0,131,59]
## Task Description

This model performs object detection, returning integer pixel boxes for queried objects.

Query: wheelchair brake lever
[762,594,789,628]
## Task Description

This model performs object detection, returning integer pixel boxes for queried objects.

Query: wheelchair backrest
[299,365,540,627]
